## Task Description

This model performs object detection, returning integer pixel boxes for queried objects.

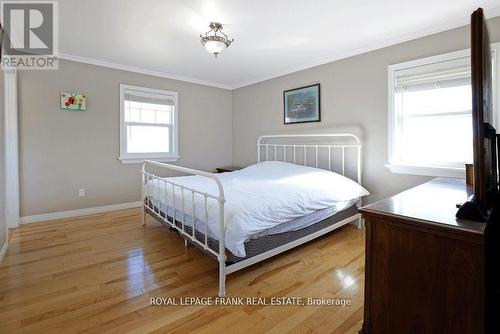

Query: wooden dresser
[359,178,486,334]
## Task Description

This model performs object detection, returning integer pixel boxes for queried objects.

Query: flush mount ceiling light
[200,22,234,58]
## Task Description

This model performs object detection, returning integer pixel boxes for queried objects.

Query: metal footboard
[141,160,227,296]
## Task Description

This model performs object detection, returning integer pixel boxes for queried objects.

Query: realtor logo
[1,0,58,70]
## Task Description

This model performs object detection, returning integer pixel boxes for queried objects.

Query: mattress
[145,161,368,257]
[145,203,359,263]
[147,196,357,238]
[251,198,358,238]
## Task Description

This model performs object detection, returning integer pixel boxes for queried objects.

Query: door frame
[4,65,19,229]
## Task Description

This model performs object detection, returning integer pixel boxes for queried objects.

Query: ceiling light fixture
[200,22,234,58]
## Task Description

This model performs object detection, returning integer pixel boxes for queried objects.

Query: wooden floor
[0,209,365,334]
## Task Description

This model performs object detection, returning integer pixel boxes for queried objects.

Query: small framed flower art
[60,92,87,111]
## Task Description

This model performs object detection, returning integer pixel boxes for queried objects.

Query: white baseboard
[20,201,142,224]
[0,240,8,263]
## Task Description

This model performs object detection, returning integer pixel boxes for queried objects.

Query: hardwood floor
[0,209,365,334]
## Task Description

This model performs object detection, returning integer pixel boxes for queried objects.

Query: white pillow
[232,161,369,203]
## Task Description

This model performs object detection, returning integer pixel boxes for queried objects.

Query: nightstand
[216,166,242,173]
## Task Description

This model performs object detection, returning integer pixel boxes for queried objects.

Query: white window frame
[118,84,179,164]
[386,44,499,178]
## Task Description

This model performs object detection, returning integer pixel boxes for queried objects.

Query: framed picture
[60,92,87,111]
[283,84,320,124]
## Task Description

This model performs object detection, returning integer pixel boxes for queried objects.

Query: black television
[456,8,498,222]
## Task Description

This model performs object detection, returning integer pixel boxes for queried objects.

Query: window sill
[118,155,180,164]
[385,163,465,178]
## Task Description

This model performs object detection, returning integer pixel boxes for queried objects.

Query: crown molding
[232,8,500,89]
[58,53,233,90]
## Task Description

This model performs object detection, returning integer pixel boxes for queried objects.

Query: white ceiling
[59,0,500,89]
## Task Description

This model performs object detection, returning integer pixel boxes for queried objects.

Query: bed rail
[141,160,227,296]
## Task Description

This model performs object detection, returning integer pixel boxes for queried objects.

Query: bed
[141,134,368,296]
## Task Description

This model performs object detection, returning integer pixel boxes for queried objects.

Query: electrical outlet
[78,188,85,197]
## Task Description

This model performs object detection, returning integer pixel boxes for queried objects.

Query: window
[387,47,498,178]
[119,84,178,163]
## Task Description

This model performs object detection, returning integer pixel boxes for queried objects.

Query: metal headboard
[257,134,362,184]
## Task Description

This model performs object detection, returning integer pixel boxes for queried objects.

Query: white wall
[18,60,233,216]
[232,16,500,203]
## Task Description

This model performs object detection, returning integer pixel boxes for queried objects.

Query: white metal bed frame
[141,134,363,297]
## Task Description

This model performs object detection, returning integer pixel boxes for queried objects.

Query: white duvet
[146,161,369,257]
